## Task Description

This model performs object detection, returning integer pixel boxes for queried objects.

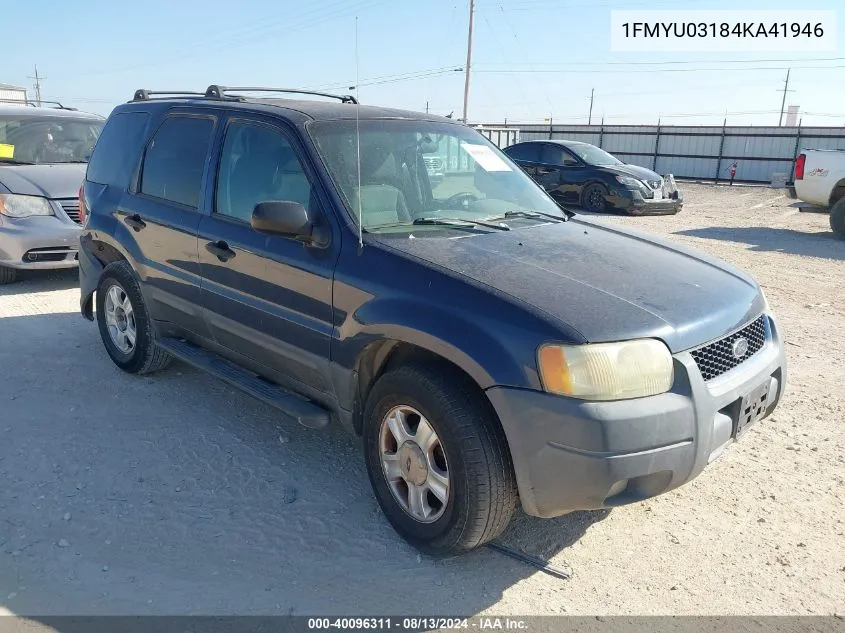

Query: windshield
[309,119,566,232]
[0,115,103,164]
[566,143,623,167]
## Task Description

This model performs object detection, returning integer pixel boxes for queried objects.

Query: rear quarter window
[139,116,214,209]
[86,111,150,187]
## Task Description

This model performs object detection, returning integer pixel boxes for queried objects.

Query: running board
[158,338,330,430]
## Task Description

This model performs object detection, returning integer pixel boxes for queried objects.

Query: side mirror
[251,200,328,246]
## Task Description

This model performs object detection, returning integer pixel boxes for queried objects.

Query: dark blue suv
[79,86,786,554]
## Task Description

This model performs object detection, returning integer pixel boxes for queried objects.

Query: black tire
[830,198,845,239]
[363,363,517,555]
[0,265,18,285]
[95,261,172,374]
[581,183,608,213]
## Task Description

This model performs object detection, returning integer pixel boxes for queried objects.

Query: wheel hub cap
[398,441,428,486]
[103,283,137,354]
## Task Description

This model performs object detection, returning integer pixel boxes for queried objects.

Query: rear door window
[86,112,149,186]
[541,144,579,166]
[140,116,214,208]
[505,143,540,163]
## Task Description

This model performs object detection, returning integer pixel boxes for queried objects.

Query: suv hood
[0,164,87,199]
[601,163,662,183]
[378,217,764,352]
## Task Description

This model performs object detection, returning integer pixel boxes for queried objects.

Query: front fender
[332,296,554,412]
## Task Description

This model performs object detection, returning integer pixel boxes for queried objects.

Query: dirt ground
[0,183,842,617]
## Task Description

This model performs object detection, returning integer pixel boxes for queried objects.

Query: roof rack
[38,100,78,111]
[204,85,358,104]
[0,99,77,110]
[132,89,207,102]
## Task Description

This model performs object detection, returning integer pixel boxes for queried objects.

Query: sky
[4,0,844,126]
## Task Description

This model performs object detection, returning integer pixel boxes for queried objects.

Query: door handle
[124,214,146,232]
[205,240,236,263]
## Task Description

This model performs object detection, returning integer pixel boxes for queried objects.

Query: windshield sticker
[0,144,14,159]
[460,143,512,172]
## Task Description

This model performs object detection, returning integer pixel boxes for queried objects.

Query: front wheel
[0,265,18,285]
[830,198,845,239]
[95,261,172,374]
[581,183,609,213]
[363,364,517,555]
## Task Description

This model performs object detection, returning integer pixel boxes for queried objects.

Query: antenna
[355,16,363,250]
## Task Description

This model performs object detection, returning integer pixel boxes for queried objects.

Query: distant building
[785,105,800,127]
[0,83,27,104]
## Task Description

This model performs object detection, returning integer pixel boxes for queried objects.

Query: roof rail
[0,99,78,110]
[204,85,358,104]
[0,98,33,107]
[38,100,78,111]
[132,89,207,102]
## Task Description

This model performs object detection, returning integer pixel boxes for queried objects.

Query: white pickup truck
[792,149,845,239]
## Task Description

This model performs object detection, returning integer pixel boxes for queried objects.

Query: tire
[363,363,517,555]
[95,261,172,374]
[830,198,845,239]
[581,183,608,213]
[0,265,17,285]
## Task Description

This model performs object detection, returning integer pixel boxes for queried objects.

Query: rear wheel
[363,364,517,555]
[581,183,608,213]
[96,261,172,374]
[0,265,18,285]
[830,198,845,239]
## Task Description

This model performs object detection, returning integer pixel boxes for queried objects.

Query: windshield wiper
[413,217,510,231]
[0,158,35,165]
[497,210,569,223]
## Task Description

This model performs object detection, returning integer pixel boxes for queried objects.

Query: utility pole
[588,88,594,125]
[462,0,475,123]
[425,100,429,114]
[28,65,44,107]
[778,68,794,127]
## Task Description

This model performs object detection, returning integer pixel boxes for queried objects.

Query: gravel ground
[0,183,842,617]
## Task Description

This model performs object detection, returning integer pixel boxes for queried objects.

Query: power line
[475,56,845,68]
[311,66,464,91]
[478,0,708,10]
[495,2,554,113]
[476,63,845,75]
[76,0,390,78]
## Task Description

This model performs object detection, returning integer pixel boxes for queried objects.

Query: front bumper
[0,213,81,270]
[487,314,786,518]
[610,188,683,215]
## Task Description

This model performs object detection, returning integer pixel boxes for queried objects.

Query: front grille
[690,315,768,381]
[58,199,81,224]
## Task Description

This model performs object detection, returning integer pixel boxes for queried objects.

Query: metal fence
[477,123,845,184]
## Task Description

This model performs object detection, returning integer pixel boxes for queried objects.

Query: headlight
[538,339,674,401]
[615,175,643,188]
[0,194,55,218]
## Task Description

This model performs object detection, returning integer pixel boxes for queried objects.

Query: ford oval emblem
[732,337,749,359]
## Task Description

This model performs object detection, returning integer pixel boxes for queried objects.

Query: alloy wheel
[378,405,450,523]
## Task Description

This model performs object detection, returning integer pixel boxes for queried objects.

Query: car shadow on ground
[0,311,609,617]
[0,268,78,296]
[674,226,844,261]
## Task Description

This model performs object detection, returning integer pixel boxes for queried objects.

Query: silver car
[0,104,104,283]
